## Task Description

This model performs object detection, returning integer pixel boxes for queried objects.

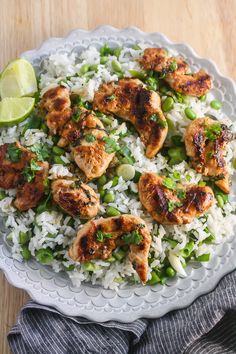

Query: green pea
[166,117,175,131]
[196,253,210,262]
[149,271,160,285]
[111,60,122,73]
[100,56,108,64]
[98,187,105,198]
[80,64,90,74]
[89,64,98,72]
[199,95,207,102]
[165,266,176,278]
[198,181,206,187]
[114,47,122,58]
[36,248,54,265]
[162,97,174,112]
[97,175,107,187]
[52,146,65,156]
[19,231,30,245]
[216,194,224,208]
[129,70,146,81]
[53,156,67,165]
[21,246,32,261]
[112,176,119,187]
[104,192,115,204]
[106,206,120,217]
[168,146,187,165]
[184,107,196,120]
[0,191,6,201]
[210,100,222,110]
[113,248,126,261]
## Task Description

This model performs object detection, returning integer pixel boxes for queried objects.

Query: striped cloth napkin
[8,270,236,354]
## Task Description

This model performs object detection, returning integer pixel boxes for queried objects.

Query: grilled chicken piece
[51,179,100,218]
[139,173,214,225]
[14,161,49,211]
[41,86,72,134]
[62,110,115,180]
[0,142,34,189]
[140,48,212,97]
[93,78,168,158]
[68,215,152,283]
[185,117,233,193]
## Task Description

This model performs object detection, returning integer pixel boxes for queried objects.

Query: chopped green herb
[6,143,22,162]
[186,174,192,182]
[71,108,82,122]
[162,177,176,190]
[169,60,178,71]
[122,230,143,245]
[106,94,116,101]
[102,136,120,153]
[22,159,41,183]
[211,173,225,181]
[204,123,222,141]
[146,76,158,91]
[167,201,175,212]
[31,143,50,161]
[96,230,113,242]
[150,114,167,127]
[176,188,186,199]
[100,44,114,56]
[84,134,96,143]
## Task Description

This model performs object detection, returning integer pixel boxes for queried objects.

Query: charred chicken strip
[61,109,114,180]
[68,214,152,283]
[0,142,34,189]
[14,161,49,211]
[41,86,72,134]
[93,78,168,158]
[140,48,212,97]
[138,173,214,225]
[185,117,233,193]
[52,179,100,218]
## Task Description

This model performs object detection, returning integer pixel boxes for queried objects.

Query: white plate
[0,26,236,322]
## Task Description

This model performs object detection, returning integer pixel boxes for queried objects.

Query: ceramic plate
[0,26,236,322]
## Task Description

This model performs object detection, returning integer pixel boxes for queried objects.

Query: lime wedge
[0,97,35,126]
[0,59,37,98]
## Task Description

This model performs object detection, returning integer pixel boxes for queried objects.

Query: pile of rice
[1,43,236,290]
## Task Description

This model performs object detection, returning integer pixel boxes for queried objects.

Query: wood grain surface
[0,0,235,352]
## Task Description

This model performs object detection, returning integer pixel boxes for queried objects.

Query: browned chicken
[51,179,100,218]
[140,48,212,97]
[66,110,115,180]
[68,214,152,283]
[14,161,49,211]
[185,117,233,193]
[93,78,168,158]
[41,86,72,134]
[138,173,214,225]
[0,142,34,189]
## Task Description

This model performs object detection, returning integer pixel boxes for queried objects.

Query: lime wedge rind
[0,97,35,127]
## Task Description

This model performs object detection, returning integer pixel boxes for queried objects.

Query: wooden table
[0,0,235,352]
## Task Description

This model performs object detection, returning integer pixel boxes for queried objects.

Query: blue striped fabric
[8,270,236,354]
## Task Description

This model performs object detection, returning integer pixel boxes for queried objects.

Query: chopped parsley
[150,114,167,127]
[159,60,178,78]
[207,151,214,159]
[176,188,186,200]
[204,123,222,141]
[162,177,176,190]
[71,108,82,123]
[100,44,114,56]
[96,230,113,242]
[22,159,41,183]
[84,134,96,143]
[6,143,22,163]
[169,60,178,72]
[102,136,120,154]
[186,174,192,182]
[105,94,116,101]
[121,230,143,245]
[173,171,181,180]
[30,143,50,161]
[211,173,225,181]
[146,77,158,91]
[168,200,183,212]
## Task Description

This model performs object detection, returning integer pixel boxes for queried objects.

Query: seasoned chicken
[68,214,152,283]
[140,48,212,97]
[14,161,49,211]
[138,173,214,224]
[52,179,100,218]
[0,142,34,189]
[64,110,115,180]
[41,86,72,134]
[93,78,168,158]
[185,117,233,193]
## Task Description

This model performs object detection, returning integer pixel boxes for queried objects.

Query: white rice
[1,43,236,289]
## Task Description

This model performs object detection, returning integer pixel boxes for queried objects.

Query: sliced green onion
[196,253,210,262]
[113,248,126,261]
